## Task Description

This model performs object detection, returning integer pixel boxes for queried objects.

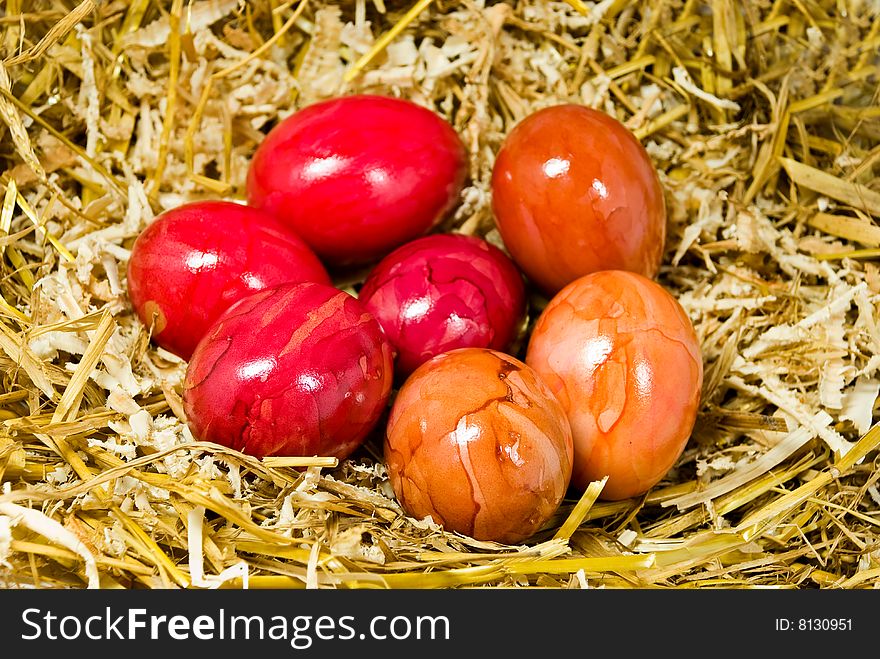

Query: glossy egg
[491,104,666,295]
[183,282,394,460]
[358,233,526,377]
[525,271,702,500]
[126,200,330,361]
[384,348,573,544]
[246,94,469,266]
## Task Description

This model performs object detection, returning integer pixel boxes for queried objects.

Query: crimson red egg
[183,282,394,460]
[384,348,573,544]
[358,233,526,377]
[246,94,468,266]
[525,271,703,500]
[491,104,666,295]
[126,200,330,361]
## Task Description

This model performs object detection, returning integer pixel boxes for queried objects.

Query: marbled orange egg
[491,104,666,295]
[526,271,703,500]
[384,348,573,544]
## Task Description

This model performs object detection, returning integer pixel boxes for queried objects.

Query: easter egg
[491,104,666,295]
[358,233,526,377]
[384,347,573,544]
[183,282,394,460]
[126,200,330,360]
[526,270,702,500]
[247,95,468,266]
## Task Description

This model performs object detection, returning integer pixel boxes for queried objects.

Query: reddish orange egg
[384,348,573,544]
[491,104,666,295]
[525,271,702,500]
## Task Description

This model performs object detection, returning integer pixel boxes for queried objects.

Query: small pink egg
[358,234,526,376]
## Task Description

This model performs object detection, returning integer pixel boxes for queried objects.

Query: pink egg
[126,200,330,360]
[183,282,394,459]
[358,234,526,376]
[246,94,468,266]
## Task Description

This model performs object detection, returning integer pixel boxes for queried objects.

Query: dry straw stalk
[0,0,879,589]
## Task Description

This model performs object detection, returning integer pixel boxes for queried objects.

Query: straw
[1,0,878,591]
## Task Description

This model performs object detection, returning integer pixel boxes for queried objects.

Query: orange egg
[525,271,702,500]
[384,348,573,544]
[491,104,666,295]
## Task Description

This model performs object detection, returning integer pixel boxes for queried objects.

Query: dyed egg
[183,282,394,459]
[246,94,469,266]
[491,104,666,295]
[525,271,702,500]
[126,200,330,361]
[358,233,526,377]
[384,348,573,544]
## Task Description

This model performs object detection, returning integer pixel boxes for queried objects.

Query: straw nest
[1,0,879,590]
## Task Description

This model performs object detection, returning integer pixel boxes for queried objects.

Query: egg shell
[246,94,469,266]
[384,347,573,544]
[491,104,666,295]
[525,270,703,500]
[183,282,394,459]
[358,233,526,377]
[126,200,330,361]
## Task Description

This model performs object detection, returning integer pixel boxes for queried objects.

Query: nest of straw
[0,0,879,590]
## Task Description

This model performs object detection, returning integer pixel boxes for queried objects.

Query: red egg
[358,233,526,377]
[385,348,573,544]
[525,271,702,500]
[126,200,330,361]
[491,104,666,295]
[246,94,469,266]
[183,282,394,459]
